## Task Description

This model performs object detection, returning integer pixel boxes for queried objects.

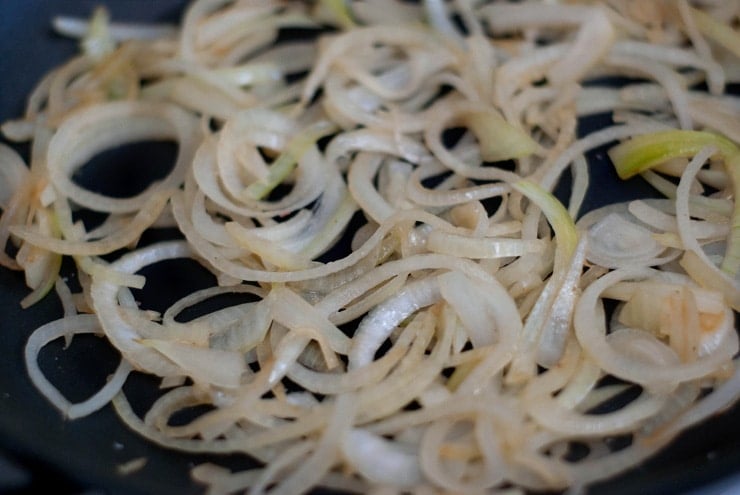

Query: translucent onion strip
[46,101,200,214]
[24,314,132,419]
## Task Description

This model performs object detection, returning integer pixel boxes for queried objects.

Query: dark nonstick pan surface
[0,2,738,494]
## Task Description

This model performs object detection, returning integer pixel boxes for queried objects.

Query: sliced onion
[25,314,132,419]
[3,3,739,495]
[46,101,200,214]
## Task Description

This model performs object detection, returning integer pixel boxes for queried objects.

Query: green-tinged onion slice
[608,130,737,180]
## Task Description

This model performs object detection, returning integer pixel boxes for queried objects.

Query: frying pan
[0,2,738,494]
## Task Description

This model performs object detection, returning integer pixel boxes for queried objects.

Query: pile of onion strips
[1,1,740,494]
